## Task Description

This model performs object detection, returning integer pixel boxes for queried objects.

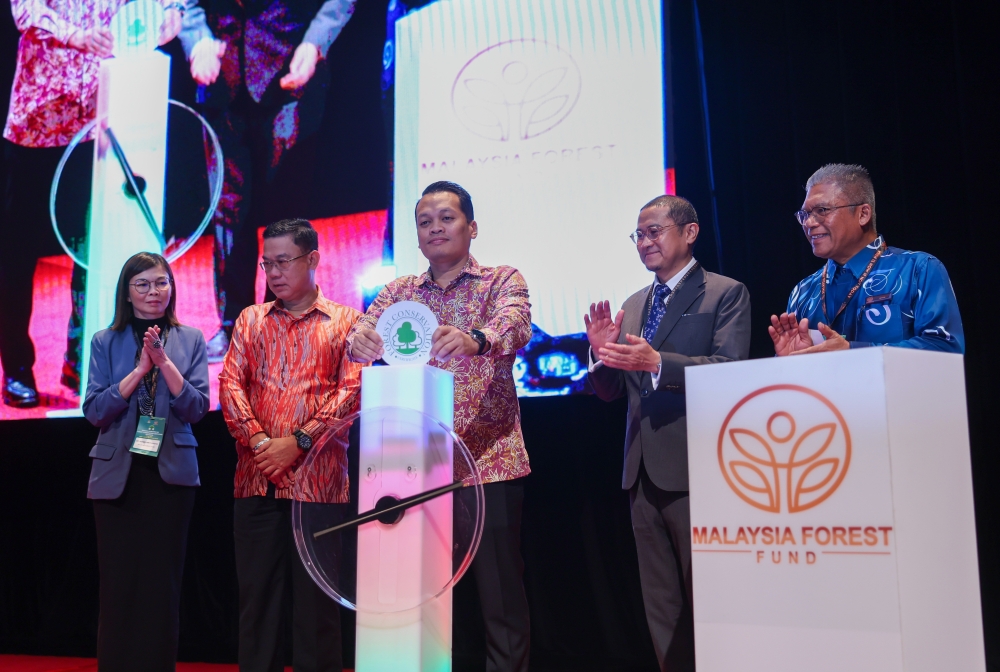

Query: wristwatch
[293,429,313,452]
[469,329,488,356]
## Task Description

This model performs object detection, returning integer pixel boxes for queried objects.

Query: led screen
[393,0,667,395]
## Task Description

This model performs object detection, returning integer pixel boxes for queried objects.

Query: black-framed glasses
[260,252,311,272]
[629,222,691,245]
[794,203,865,225]
[130,278,171,294]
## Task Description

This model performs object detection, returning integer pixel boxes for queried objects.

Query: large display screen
[0,0,670,420]
[393,0,667,396]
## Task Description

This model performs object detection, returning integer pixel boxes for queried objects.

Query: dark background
[1,0,997,670]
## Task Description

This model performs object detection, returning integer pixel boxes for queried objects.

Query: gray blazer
[590,264,751,491]
[83,325,210,500]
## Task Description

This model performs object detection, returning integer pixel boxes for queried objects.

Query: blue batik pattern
[786,235,965,352]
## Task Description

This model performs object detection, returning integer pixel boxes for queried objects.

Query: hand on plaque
[350,327,384,364]
[429,325,480,363]
[68,27,114,58]
[158,7,183,45]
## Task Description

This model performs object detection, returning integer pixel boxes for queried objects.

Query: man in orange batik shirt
[220,217,364,672]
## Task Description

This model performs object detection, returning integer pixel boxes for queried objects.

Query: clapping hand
[788,322,849,355]
[584,301,624,363]
[142,326,170,367]
[768,312,813,356]
[598,334,661,373]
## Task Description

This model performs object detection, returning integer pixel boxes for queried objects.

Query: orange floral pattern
[347,256,532,484]
[220,289,365,502]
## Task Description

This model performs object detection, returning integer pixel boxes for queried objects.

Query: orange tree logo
[717,385,851,513]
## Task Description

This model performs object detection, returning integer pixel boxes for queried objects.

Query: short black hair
[417,181,475,223]
[640,195,700,226]
[263,218,318,253]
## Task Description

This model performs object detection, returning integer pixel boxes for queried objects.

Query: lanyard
[821,241,886,326]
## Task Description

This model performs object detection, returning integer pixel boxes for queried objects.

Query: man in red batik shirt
[348,181,533,672]
[220,218,364,672]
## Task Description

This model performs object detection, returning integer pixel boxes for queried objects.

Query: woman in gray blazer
[83,251,209,672]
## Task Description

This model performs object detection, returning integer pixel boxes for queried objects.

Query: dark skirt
[92,454,196,672]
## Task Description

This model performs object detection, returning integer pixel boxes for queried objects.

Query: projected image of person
[83,252,210,672]
[219,218,364,672]
[769,163,965,355]
[0,0,183,408]
[349,181,533,672]
[178,0,356,363]
[586,196,751,672]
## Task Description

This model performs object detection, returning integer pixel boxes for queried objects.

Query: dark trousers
[234,492,343,672]
[629,464,695,672]
[92,455,196,672]
[470,480,531,672]
[0,140,89,379]
[204,92,312,329]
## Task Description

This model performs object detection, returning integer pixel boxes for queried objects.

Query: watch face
[297,432,313,450]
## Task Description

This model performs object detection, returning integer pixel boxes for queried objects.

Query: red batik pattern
[347,256,532,484]
[220,289,365,502]
[4,0,164,147]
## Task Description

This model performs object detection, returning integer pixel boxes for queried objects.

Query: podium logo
[452,39,582,142]
[718,385,851,513]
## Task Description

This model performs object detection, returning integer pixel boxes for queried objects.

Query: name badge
[131,416,166,456]
[865,293,893,305]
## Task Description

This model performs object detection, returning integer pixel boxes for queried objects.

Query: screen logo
[717,385,851,513]
[451,39,582,142]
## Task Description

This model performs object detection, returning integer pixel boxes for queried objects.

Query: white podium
[357,365,455,672]
[686,348,984,672]
[80,51,170,397]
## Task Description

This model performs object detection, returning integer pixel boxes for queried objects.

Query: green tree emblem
[393,321,422,354]
[127,18,147,46]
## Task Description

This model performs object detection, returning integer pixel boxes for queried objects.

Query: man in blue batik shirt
[769,164,964,355]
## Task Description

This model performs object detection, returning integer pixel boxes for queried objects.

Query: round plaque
[109,0,164,58]
[375,301,439,366]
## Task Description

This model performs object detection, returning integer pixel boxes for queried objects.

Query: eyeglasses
[130,278,171,294]
[260,252,311,272]
[794,203,865,225]
[629,223,691,245]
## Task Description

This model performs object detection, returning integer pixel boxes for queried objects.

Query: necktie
[642,284,672,342]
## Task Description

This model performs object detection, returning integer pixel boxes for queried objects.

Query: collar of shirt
[825,235,885,285]
[652,257,698,295]
[417,255,484,291]
[265,285,334,319]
